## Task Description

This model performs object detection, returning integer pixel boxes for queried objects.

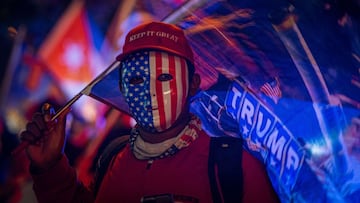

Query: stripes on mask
[122,50,189,132]
[149,51,189,131]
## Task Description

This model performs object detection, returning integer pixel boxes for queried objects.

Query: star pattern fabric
[122,51,153,129]
[130,115,202,160]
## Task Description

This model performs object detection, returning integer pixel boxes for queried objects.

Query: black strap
[93,135,130,196]
[208,136,243,203]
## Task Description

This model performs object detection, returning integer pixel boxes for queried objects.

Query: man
[20,22,279,203]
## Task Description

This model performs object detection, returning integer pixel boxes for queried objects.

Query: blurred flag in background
[36,0,105,123]
[37,0,104,99]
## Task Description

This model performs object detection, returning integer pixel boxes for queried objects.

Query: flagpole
[12,60,120,155]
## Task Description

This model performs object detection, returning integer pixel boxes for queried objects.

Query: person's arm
[31,155,94,203]
[19,104,94,203]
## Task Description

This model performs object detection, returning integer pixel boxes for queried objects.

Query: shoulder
[242,150,280,203]
[242,150,265,171]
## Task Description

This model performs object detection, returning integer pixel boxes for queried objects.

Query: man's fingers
[32,112,47,131]
[20,129,45,146]
[42,103,55,123]
[20,130,35,143]
[25,122,42,138]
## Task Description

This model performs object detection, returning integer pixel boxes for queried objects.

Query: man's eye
[157,73,173,81]
[129,76,144,85]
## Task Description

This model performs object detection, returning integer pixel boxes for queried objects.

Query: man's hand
[20,103,70,171]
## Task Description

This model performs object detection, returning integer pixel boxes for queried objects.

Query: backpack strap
[93,135,130,196]
[208,136,244,203]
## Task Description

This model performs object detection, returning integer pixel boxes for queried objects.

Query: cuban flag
[37,0,104,99]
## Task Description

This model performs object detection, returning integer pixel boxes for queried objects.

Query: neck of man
[138,111,192,144]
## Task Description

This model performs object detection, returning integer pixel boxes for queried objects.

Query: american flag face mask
[121,50,189,132]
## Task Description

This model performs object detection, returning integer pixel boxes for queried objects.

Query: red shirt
[32,131,279,203]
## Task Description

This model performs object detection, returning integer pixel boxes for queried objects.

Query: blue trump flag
[178,0,360,202]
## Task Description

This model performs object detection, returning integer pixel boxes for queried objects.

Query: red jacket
[32,131,279,203]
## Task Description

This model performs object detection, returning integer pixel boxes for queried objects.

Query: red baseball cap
[116,22,194,65]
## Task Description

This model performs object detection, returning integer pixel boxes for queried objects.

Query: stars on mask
[122,50,154,129]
